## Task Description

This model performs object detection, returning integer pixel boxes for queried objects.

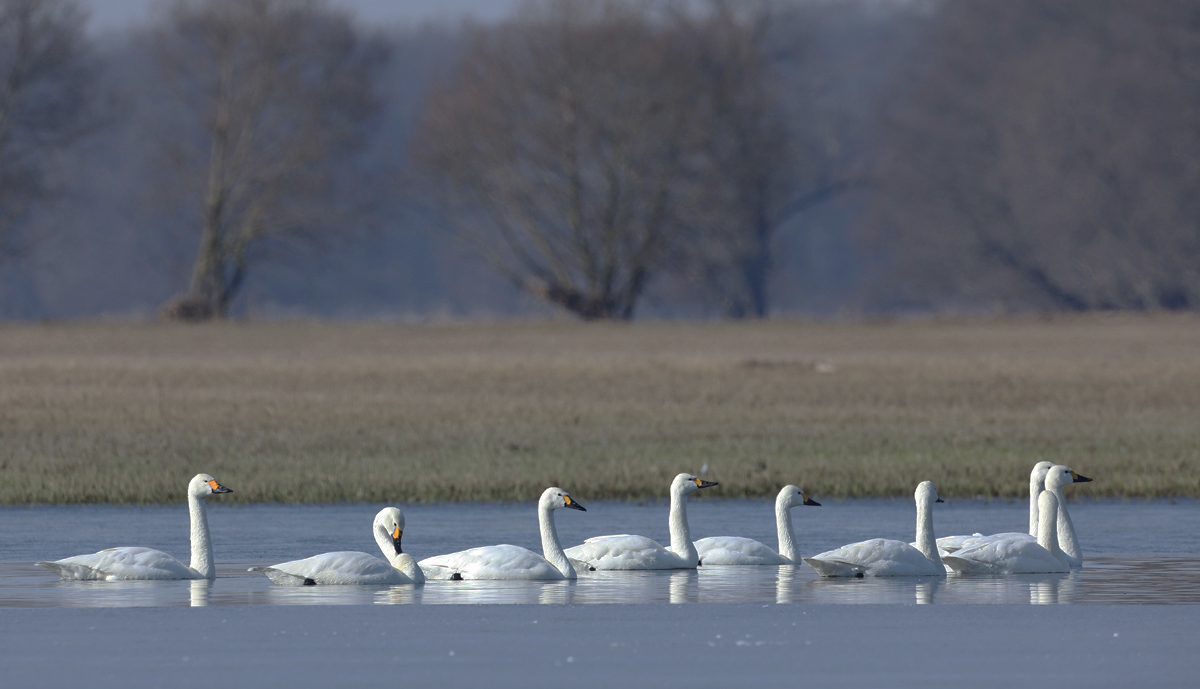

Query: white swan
[941,490,1069,574]
[937,461,1054,554]
[938,465,1091,567]
[564,473,718,570]
[694,485,820,565]
[803,481,945,577]
[418,487,585,580]
[248,507,424,585]
[36,474,232,581]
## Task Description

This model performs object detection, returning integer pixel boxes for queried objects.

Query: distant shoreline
[3,316,1197,503]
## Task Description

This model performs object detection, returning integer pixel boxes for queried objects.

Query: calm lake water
[3,498,1198,607]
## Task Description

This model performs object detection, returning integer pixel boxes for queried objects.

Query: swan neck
[775,497,798,563]
[373,522,393,560]
[188,492,214,579]
[1029,479,1042,536]
[914,498,937,564]
[1037,494,1063,560]
[1050,486,1082,565]
[539,503,575,578]
[668,488,698,565]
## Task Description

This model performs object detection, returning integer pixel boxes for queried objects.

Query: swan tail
[36,561,107,581]
[939,555,986,574]
[248,566,316,586]
[801,557,861,578]
[568,557,596,572]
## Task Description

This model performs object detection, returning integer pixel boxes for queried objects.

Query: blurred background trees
[1,0,1198,320]
[0,0,99,264]
[153,0,388,320]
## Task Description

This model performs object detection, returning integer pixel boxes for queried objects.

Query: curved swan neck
[1049,486,1082,565]
[188,492,215,579]
[1028,478,1043,537]
[668,488,699,565]
[913,497,937,564]
[539,502,575,578]
[775,495,798,563]
[373,522,394,560]
[1037,493,1064,561]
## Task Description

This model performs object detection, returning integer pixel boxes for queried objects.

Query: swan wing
[38,547,200,581]
[249,551,411,586]
[418,544,563,581]
[805,539,943,577]
[942,538,1068,574]
[564,535,686,570]
[695,537,788,566]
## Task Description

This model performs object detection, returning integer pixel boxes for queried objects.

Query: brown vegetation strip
[1,316,1198,504]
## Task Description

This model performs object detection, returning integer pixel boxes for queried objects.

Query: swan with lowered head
[695,485,820,565]
[419,487,586,580]
[803,481,945,577]
[936,461,1054,555]
[941,490,1069,574]
[36,473,232,581]
[565,473,718,570]
[249,507,424,585]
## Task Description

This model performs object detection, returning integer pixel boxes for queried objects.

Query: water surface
[3,498,1197,607]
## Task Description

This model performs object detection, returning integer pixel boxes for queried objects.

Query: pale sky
[81,0,521,34]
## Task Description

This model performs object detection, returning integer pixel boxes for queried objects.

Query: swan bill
[1069,471,1093,483]
[803,497,821,506]
[206,480,233,494]
[564,495,587,511]
[935,497,944,503]
[693,479,719,489]
[391,526,404,555]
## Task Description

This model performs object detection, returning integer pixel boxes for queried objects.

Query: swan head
[540,486,586,512]
[374,507,406,555]
[777,484,820,508]
[1046,465,1092,491]
[1031,461,1055,488]
[188,473,233,498]
[673,473,718,495]
[915,481,943,505]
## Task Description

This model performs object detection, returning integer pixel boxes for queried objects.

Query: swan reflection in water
[942,571,1077,604]
[189,580,212,607]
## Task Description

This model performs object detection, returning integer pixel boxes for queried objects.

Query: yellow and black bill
[563,495,586,512]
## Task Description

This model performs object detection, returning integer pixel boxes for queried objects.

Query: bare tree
[154,0,387,320]
[672,0,862,318]
[0,0,96,264]
[867,0,1200,312]
[413,0,710,320]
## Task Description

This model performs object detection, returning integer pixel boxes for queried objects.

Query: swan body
[937,462,1054,555]
[565,473,718,570]
[938,465,1091,567]
[249,507,424,585]
[803,481,945,578]
[695,485,819,565]
[419,487,585,581]
[36,474,232,581]
[942,491,1069,574]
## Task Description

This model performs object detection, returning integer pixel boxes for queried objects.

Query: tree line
[2,0,1197,320]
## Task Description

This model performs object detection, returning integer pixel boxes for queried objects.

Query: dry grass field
[1,316,1198,503]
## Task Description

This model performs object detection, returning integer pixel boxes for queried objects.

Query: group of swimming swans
[35,465,1090,584]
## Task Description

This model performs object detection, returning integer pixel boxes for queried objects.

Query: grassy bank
[1,316,1198,503]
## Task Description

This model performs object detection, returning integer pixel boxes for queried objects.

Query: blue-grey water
[3,498,1197,607]
[4,498,1199,688]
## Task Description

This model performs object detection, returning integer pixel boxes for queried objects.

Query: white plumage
[565,473,717,570]
[249,507,424,585]
[803,481,946,578]
[695,485,819,565]
[419,487,585,580]
[36,473,233,581]
[942,491,1070,574]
